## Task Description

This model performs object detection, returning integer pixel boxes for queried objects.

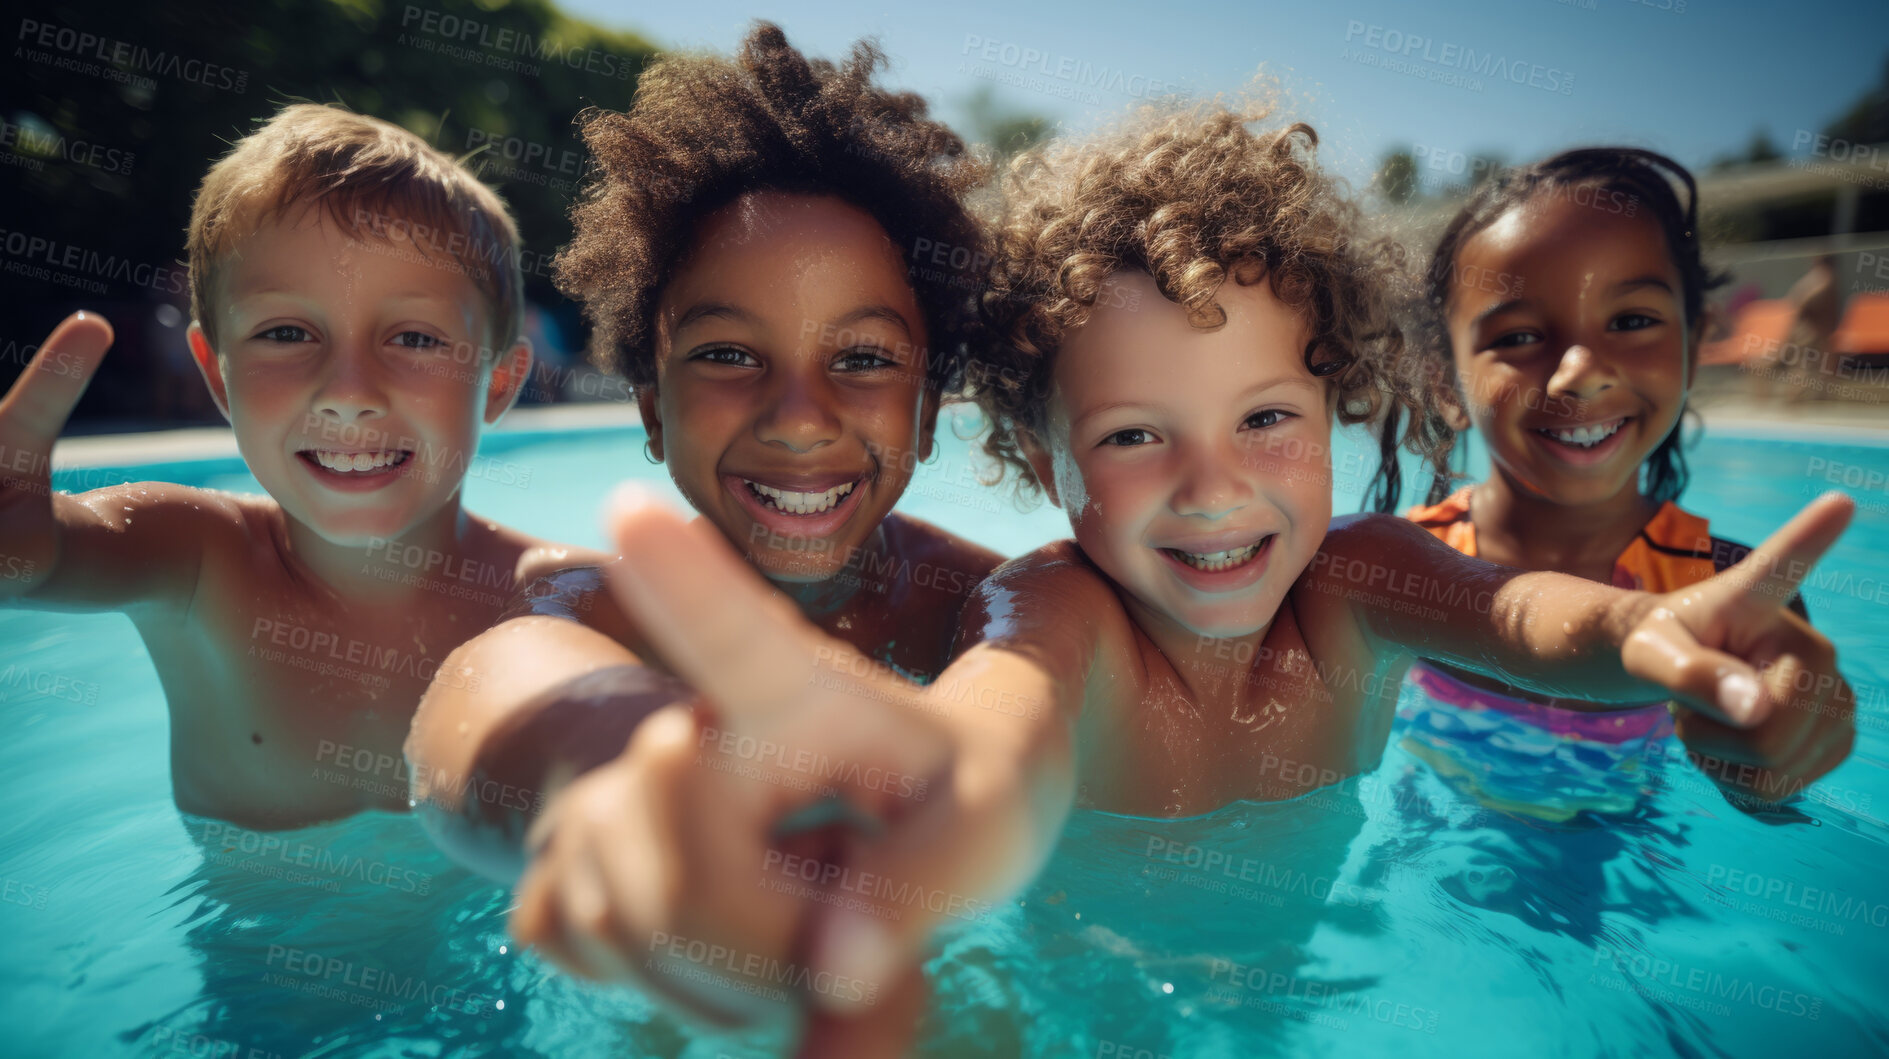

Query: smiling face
[190,208,526,546]
[1445,189,1693,508]
[640,191,937,583]
[1027,270,1333,641]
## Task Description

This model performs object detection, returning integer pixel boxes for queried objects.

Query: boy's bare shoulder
[989,538,1095,580]
[975,540,1124,626]
[960,540,1138,709]
[882,512,1004,582]
[73,479,253,522]
[71,481,276,560]
[32,483,290,612]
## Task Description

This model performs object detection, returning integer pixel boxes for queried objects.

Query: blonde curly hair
[969,99,1439,507]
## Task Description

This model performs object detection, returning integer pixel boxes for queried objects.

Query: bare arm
[1311,514,1662,704]
[500,494,1102,1042]
[403,568,688,882]
[1318,503,1855,796]
[922,548,1106,879]
[1,314,208,613]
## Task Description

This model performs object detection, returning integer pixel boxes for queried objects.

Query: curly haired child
[522,99,1852,1053]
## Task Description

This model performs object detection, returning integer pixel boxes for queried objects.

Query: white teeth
[746,479,856,515]
[1543,419,1625,448]
[1168,540,1265,572]
[309,450,408,472]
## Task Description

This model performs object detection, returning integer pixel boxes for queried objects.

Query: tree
[1745,128,1782,164]
[959,84,1051,164]
[1824,53,1889,146]
[1376,148,1417,205]
[3,0,657,423]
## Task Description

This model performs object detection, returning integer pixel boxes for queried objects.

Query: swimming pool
[4,409,1886,1057]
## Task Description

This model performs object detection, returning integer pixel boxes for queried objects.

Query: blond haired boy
[0,104,593,828]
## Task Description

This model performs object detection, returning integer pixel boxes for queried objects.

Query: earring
[643,439,661,464]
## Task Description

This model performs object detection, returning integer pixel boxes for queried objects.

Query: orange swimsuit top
[1406,486,1735,596]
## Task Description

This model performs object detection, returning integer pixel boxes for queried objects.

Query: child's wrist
[1602,588,1661,651]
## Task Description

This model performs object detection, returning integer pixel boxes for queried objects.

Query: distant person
[0,104,594,828]
[1781,253,1842,400]
[1718,280,1764,340]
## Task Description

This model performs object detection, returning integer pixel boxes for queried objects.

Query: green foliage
[1375,148,1416,205]
[1823,54,1889,146]
[4,0,657,319]
[959,84,1052,164]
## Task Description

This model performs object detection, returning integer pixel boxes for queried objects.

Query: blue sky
[560,0,1886,187]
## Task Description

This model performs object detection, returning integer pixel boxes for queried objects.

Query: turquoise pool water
[3,409,1886,1057]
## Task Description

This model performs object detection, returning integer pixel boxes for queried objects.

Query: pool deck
[52,403,643,468]
[48,397,1889,469]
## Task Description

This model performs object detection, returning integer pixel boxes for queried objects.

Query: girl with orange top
[1373,148,1811,803]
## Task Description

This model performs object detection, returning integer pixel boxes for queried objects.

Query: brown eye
[392,331,442,350]
[1101,428,1152,447]
[834,347,895,372]
[692,346,758,367]
[254,325,311,343]
[1243,409,1294,430]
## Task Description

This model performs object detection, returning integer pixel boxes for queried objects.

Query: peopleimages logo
[1343,21,1575,95]
[398,5,635,80]
[200,822,435,895]
[15,17,249,92]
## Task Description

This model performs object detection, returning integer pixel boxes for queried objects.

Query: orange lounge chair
[1699,299,1796,365]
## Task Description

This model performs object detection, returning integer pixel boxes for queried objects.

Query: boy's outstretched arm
[0,312,212,612]
[1323,495,1856,796]
[402,574,686,883]
[505,488,1087,1051]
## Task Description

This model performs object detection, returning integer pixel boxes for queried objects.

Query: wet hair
[1369,146,1728,512]
[188,103,524,349]
[972,98,1435,500]
[554,22,989,394]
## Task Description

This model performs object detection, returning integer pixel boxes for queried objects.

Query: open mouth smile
[1529,414,1638,467]
[1155,532,1279,593]
[294,448,417,494]
[1161,539,1269,572]
[724,471,872,544]
[1534,416,1629,449]
[742,478,857,515]
[300,449,412,473]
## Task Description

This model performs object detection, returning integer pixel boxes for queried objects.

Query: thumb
[1,312,114,445]
[1622,606,1768,727]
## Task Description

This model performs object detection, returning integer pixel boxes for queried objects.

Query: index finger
[0,312,114,442]
[1722,492,1854,609]
[599,483,827,723]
